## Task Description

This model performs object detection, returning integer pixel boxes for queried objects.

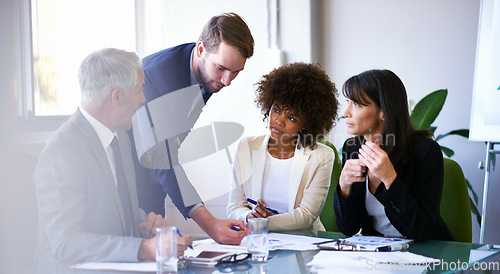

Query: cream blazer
[227,134,334,231]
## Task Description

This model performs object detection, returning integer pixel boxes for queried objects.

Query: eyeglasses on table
[330,238,364,251]
[216,253,251,265]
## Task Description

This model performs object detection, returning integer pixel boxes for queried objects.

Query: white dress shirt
[79,106,118,184]
[261,151,293,214]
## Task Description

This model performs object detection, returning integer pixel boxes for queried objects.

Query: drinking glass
[156,226,177,273]
[246,218,269,262]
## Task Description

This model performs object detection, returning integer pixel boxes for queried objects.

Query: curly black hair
[255,62,339,149]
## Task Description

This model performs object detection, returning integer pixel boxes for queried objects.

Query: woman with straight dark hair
[333,69,453,242]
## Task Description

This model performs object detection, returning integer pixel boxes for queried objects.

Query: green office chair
[318,139,342,232]
[440,158,472,243]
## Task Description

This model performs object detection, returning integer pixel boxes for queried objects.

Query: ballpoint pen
[375,243,409,252]
[314,239,337,245]
[231,226,242,231]
[175,227,194,249]
[246,198,279,214]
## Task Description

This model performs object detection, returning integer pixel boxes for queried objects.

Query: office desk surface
[67,231,500,273]
[317,231,500,273]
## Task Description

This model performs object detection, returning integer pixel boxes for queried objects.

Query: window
[28,0,136,116]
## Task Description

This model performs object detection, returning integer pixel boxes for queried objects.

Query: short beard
[197,57,217,93]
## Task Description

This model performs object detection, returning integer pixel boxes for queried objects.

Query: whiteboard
[469,0,500,142]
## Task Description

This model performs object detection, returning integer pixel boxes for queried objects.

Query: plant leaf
[428,126,437,135]
[470,197,482,227]
[435,129,470,142]
[466,178,481,227]
[466,179,479,204]
[408,99,415,113]
[440,146,454,157]
[410,89,447,130]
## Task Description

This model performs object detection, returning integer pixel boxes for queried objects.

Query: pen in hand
[231,226,242,231]
[175,227,193,249]
[246,198,279,214]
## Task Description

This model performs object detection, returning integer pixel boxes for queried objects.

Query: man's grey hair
[79,48,142,107]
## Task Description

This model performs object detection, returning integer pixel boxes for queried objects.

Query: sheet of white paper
[267,233,333,251]
[468,249,498,263]
[189,237,248,254]
[187,233,332,255]
[307,250,438,274]
[70,261,159,272]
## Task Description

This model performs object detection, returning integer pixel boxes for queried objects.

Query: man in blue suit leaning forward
[131,12,254,245]
[34,48,192,272]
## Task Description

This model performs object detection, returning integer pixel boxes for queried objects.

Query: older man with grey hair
[33,48,192,272]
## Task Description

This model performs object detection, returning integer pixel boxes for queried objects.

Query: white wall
[316,0,499,244]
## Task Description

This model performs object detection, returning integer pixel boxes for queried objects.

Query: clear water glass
[156,226,177,273]
[247,218,269,262]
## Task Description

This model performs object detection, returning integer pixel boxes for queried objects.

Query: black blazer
[333,135,454,242]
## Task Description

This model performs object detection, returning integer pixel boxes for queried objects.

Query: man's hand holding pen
[246,198,279,221]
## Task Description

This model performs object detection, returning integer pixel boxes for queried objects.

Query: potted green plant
[409,89,481,226]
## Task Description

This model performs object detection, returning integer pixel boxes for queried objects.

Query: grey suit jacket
[33,109,146,270]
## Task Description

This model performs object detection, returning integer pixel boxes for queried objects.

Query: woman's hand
[246,199,276,221]
[339,159,367,199]
[358,142,397,189]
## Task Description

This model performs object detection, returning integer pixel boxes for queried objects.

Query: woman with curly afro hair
[227,62,339,231]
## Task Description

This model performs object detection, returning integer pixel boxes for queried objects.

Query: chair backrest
[318,140,342,232]
[440,158,472,242]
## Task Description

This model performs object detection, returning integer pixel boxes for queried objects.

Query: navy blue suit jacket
[130,43,211,218]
